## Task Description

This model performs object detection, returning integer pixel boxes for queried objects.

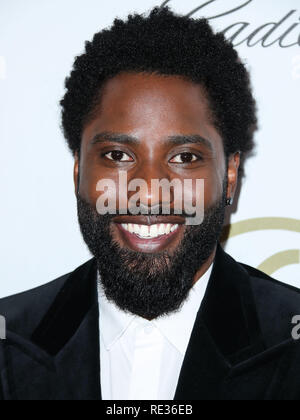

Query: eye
[169,152,200,164]
[104,150,133,162]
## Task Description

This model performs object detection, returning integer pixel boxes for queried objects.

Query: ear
[73,153,80,196]
[226,152,240,202]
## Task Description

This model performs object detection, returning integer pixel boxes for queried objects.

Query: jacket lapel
[174,244,266,400]
[2,258,101,400]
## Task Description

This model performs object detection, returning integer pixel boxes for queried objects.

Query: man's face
[75,72,239,319]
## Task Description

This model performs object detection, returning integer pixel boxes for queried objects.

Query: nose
[129,161,173,213]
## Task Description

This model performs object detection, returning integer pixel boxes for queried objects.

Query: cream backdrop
[0,0,299,298]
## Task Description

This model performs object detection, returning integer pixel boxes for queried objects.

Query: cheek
[180,169,225,211]
[203,174,224,206]
[79,159,121,206]
[79,164,133,213]
[203,156,226,205]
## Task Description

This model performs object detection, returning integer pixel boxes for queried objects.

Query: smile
[120,223,179,239]
[114,219,184,253]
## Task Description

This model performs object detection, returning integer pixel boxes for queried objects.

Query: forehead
[99,72,212,125]
[82,72,223,154]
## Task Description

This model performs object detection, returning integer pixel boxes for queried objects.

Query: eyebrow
[167,134,213,151]
[90,131,213,151]
[91,131,140,146]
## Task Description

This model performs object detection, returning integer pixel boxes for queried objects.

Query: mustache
[90,202,203,219]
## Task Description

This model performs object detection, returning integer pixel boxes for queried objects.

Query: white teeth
[140,225,149,237]
[150,224,158,238]
[121,223,179,239]
[158,224,166,235]
[171,224,179,233]
[133,224,140,235]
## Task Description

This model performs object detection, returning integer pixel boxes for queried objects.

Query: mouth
[112,216,185,253]
[121,222,179,238]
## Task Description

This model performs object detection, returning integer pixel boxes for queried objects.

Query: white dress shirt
[98,263,213,400]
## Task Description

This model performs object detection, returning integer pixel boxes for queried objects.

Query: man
[1,6,300,401]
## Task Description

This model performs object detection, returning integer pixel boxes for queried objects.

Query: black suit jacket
[1,244,300,400]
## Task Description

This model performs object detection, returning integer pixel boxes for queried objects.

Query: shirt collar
[98,281,135,351]
[154,264,213,354]
[98,263,213,355]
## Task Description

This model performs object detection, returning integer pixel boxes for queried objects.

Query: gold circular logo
[221,217,300,276]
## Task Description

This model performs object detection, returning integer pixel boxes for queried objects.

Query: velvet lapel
[174,244,265,400]
[3,258,101,400]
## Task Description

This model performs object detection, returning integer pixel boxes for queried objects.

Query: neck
[192,244,217,286]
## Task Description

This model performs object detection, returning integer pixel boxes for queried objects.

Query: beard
[77,187,227,320]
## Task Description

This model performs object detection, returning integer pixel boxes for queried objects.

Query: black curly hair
[60,5,257,172]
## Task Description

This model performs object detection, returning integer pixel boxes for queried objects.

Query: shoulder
[0,259,95,338]
[240,261,300,345]
[241,261,300,309]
